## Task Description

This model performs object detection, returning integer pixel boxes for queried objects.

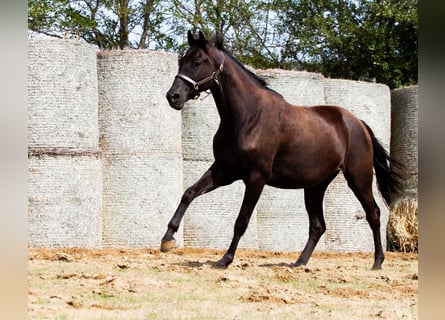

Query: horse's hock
[28,38,418,253]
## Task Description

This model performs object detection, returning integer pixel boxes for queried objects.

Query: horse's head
[166,31,224,110]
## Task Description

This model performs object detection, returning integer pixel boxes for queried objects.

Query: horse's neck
[210,57,259,126]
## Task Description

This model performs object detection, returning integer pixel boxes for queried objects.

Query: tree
[166,0,281,68]
[28,0,168,49]
[361,0,418,88]
[28,0,417,88]
[274,0,417,88]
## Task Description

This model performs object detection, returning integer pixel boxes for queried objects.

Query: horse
[161,30,404,270]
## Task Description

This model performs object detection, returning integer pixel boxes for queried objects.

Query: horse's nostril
[167,91,180,103]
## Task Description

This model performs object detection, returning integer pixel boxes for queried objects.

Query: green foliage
[28,0,417,88]
[275,0,417,88]
[28,0,168,49]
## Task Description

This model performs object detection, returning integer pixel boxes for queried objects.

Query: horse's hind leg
[344,170,385,270]
[160,162,235,252]
[294,173,338,267]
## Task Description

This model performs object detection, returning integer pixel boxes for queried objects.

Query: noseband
[175,50,225,100]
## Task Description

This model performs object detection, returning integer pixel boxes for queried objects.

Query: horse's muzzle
[166,90,184,110]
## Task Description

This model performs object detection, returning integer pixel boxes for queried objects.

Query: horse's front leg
[160,163,234,252]
[215,172,265,268]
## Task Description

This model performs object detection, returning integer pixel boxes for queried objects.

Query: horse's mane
[213,34,278,94]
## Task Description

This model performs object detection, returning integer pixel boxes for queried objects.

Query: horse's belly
[267,154,342,189]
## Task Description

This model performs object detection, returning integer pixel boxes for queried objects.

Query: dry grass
[388,198,418,253]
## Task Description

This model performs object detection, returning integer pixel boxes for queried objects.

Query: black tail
[362,121,405,206]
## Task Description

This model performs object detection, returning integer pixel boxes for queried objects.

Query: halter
[175,50,225,100]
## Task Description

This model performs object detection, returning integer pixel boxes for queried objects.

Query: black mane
[213,35,276,93]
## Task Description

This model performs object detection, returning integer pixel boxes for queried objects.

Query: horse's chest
[213,138,245,166]
[212,130,273,176]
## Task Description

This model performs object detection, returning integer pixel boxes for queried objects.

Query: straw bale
[256,69,325,105]
[97,50,184,248]
[28,155,102,248]
[388,198,418,253]
[101,155,183,248]
[28,39,99,149]
[390,85,418,198]
[182,160,258,250]
[97,50,181,155]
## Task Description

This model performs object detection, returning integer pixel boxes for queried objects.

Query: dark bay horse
[161,31,403,270]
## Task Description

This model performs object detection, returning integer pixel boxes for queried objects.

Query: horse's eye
[194,59,203,67]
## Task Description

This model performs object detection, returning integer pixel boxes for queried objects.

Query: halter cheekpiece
[175,50,225,100]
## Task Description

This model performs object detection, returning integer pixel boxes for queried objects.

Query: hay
[390,85,418,199]
[97,50,184,248]
[28,155,102,248]
[28,38,99,149]
[28,39,102,248]
[27,39,400,251]
[388,198,418,253]
[101,155,183,248]
[28,147,101,158]
[97,50,181,155]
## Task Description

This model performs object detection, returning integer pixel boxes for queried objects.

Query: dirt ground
[28,247,418,320]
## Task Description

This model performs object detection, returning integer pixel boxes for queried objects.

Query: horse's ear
[187,30,197,46]
[197,30,208,48]
[215,32,224,50]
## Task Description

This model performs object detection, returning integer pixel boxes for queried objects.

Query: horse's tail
[362,121,405,206]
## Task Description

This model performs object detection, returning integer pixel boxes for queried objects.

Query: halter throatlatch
[175,50,225,100]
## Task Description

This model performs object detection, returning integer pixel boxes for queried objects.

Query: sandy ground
[28,247,417,319]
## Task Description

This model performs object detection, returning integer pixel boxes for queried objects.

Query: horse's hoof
[371,264,382,270]
[213,255,232,269]
[160,239,176,252]
[212,261,228,269]
[291,259,306,268]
